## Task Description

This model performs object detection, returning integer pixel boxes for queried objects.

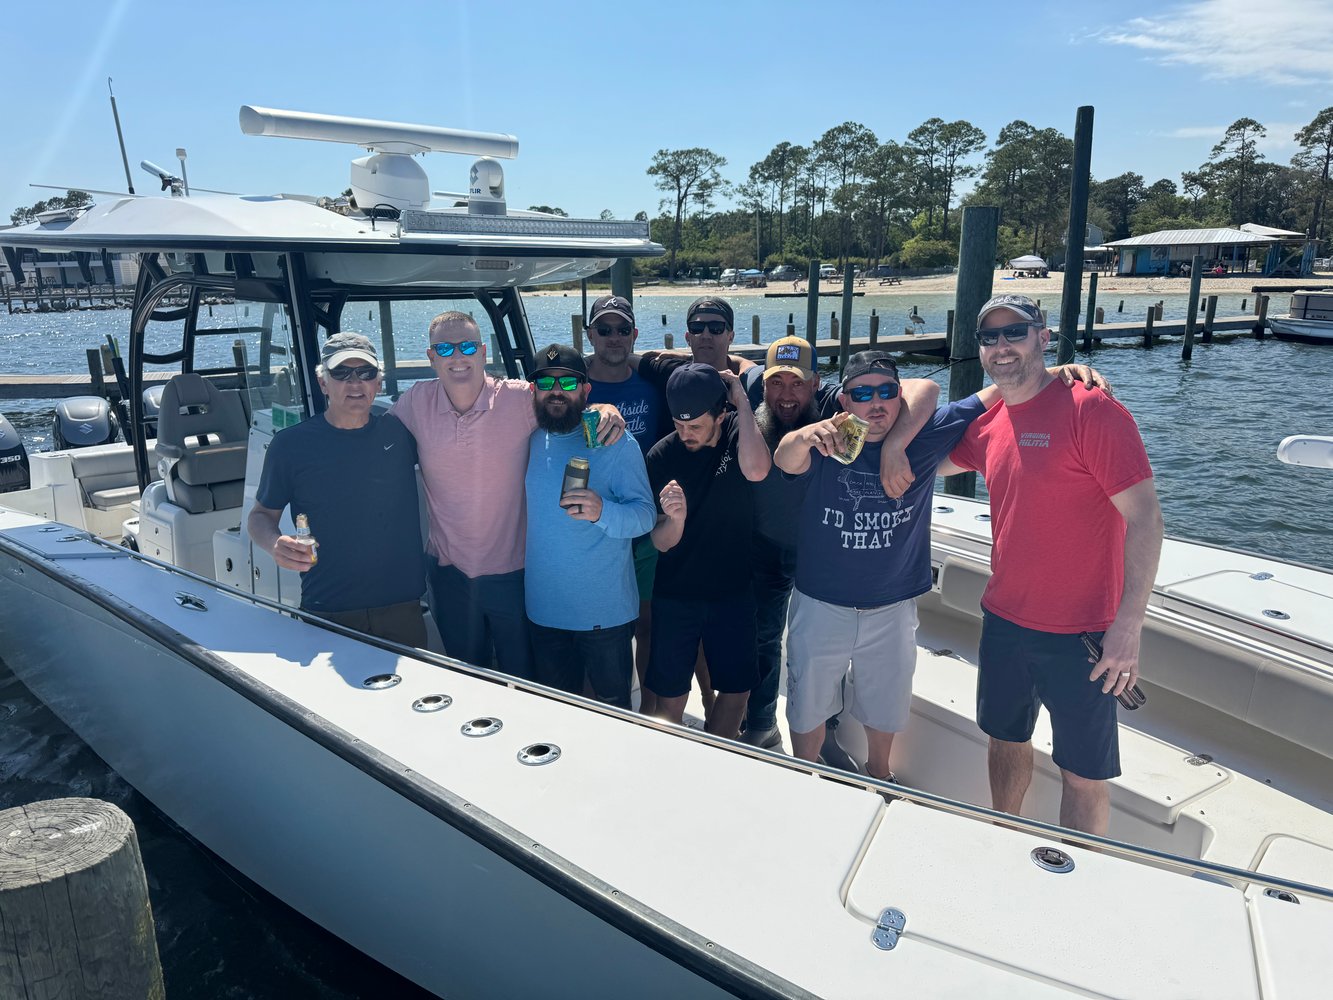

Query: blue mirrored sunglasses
[432,340,480,358]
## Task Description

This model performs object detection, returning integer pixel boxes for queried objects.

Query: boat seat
[69,446,140,510]
[155,373,249,514]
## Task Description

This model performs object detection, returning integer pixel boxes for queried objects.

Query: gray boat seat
[69,445,140,510]
[155,373,249,514]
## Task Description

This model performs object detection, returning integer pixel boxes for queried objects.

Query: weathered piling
[1143,308,1155,349]
[1201,295,1218,344]
[838,262,855,372]
[868,311,880,347]
[379,301,400,396]
[805,261,821,347]
[610,259,633,304]
[946,309,955,339]
[1118,299,1124,312]
[944,205,999,499]
[1182,254,1204,360]
[0,798,165,1000]
[1254,295,1269,339]
[1056,105,1094,366]
[1240,298,1247,313]
[830,315,839,341]
[664,332,674,349]
[751,315,760,344]
[1155,301,1164,321]
[1082,271,1099,351]
[571,314,583,353]
[1095,306,1105,323]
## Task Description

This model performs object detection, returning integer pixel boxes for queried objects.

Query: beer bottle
[293,513,318,565]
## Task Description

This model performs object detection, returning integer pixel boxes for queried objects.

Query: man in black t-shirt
[645,363,770,739]
[250,333,426,647]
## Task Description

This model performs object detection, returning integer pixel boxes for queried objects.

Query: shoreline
[526,274,1330,299]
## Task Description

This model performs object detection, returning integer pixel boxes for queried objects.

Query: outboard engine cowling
[141,383,165,439]
[52,396,119,450]
[0,413,30,493]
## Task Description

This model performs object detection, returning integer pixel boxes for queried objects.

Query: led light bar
[399,213,650,239]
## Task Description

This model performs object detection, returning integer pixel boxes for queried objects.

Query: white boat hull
[1269,317,1333,343]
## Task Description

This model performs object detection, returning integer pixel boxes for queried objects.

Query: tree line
[641,107,1333,279]
[9,190,92,226]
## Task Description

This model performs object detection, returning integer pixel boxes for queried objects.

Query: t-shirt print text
[715,451,733,477]
[1019,432,1051,448]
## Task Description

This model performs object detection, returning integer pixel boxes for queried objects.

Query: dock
[764,291,865,298]
[733,332,946,362]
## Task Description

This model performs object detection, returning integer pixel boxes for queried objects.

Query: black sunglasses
[327,365,379,382]
[593,323,633,337]
[432,341,480,358]
[846,382,901,403]
[687,320,730,335]
[976,322,1038,347]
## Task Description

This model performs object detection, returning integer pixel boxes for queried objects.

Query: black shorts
[646,595,758,699]
[976,610,1121,781]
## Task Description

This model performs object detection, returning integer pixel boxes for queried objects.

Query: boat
[1269,289,1333,343]
[1,106,1331,999]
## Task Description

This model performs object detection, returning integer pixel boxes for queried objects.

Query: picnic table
[878,276,903,286]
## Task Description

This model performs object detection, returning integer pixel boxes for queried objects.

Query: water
[1,293,1330,995]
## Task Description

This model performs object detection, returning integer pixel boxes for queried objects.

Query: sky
[2,0,1332,222]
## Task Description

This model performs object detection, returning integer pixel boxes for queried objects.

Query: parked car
[769,264,802,283]
[867,264,895,278]
[720,268,741,285]
[819,264,838,279]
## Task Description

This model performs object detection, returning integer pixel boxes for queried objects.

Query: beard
[534,396,584,434]
[755,397,820,450]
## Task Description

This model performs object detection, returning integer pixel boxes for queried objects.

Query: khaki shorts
[784,589,918,735]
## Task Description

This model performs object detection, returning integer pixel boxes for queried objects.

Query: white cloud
[1149,121,1303,159]
[1099,1,1333,87]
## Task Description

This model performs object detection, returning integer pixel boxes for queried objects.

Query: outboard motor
[52,396,120,450]
[141,383,165,439]
[0,413,30,493]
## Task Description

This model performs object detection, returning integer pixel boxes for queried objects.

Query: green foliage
[9,189,91,226]
[897,236,956,268]
[527,205,568,216]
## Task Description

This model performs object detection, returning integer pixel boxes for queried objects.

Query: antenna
[176,148,190,196]
[108,78,135,195]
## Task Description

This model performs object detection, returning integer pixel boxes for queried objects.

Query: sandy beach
[526,273,1328,299]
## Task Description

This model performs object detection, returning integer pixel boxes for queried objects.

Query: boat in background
[0,105,1331,999]
[1269,289,1333,343]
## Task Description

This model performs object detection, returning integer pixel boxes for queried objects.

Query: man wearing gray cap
[249,332,427,646]
[939,293,1162,836]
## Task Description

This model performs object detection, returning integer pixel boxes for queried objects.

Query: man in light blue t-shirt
[525,343,656,709]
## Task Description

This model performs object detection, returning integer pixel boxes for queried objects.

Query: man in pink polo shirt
[392,311,624,678]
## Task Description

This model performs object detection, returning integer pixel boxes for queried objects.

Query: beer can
[830,414,870,466]
[581,410,602,448]
[561,456,590,500]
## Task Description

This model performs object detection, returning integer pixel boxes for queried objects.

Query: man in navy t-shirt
[774,351,985,782]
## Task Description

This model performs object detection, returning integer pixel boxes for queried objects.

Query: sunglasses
[431,340,480,358]
[327,365,379,382]
[533,375,584,392]
[976,322,1038,347]
[593,323,633,337]
[687,320,730,335]
[846,382,901,403]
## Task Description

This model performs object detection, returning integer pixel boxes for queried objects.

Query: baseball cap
[530,343,588,380]
[322,332,379,370]
[977,293,1045,327]
[763,336,815,381]
[587,294,635,328]
[666,363,726,421]
[841,350,899,386]
[686,296,735,331]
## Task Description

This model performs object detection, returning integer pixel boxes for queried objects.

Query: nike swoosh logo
[383,444,395,451]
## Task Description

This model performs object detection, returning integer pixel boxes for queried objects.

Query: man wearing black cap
[645,362,770,738]
[584,294,669,713]
[524,344,656,709]
[633,296,755,390]
[250,332,427,646]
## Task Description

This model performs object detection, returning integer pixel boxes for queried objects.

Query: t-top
[949,381,1154,633]
[792,396,985,608]
[524,428,656,630]
[391,376,536,578]
[256,412,424,614]
[645,412,754,598]
[588,369,666,452]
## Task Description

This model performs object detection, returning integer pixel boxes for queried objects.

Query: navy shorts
[646,595,758,699]
[976,610,1121,781]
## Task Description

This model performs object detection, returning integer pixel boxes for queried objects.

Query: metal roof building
[1103,226,1312,277]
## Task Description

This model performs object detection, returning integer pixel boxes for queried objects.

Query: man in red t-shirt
[940,294,1163,836]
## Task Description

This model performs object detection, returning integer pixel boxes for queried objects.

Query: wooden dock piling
[0,798,165,1000]
[805,261,821,347]
[944,205,998,499]
[1254,295,1269,339]
[1143,308,1155,349]
[1182,254,1203,360]
[838,262,855,373]
[1057,105,1094,366]
[1202,295,1218,344]
[751,315,760,344]
[571,314,583,353]
[869,311,880,347]
[1082,271,1099,351]
[664,332,674,349]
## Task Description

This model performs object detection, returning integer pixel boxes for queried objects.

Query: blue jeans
[529,620,635,710]
[748,536,797,732]
[429,562,534,681]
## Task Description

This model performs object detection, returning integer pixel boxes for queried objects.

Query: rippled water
[1,290,1329,996]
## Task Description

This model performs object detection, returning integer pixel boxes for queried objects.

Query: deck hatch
[1030,847,1075,873]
